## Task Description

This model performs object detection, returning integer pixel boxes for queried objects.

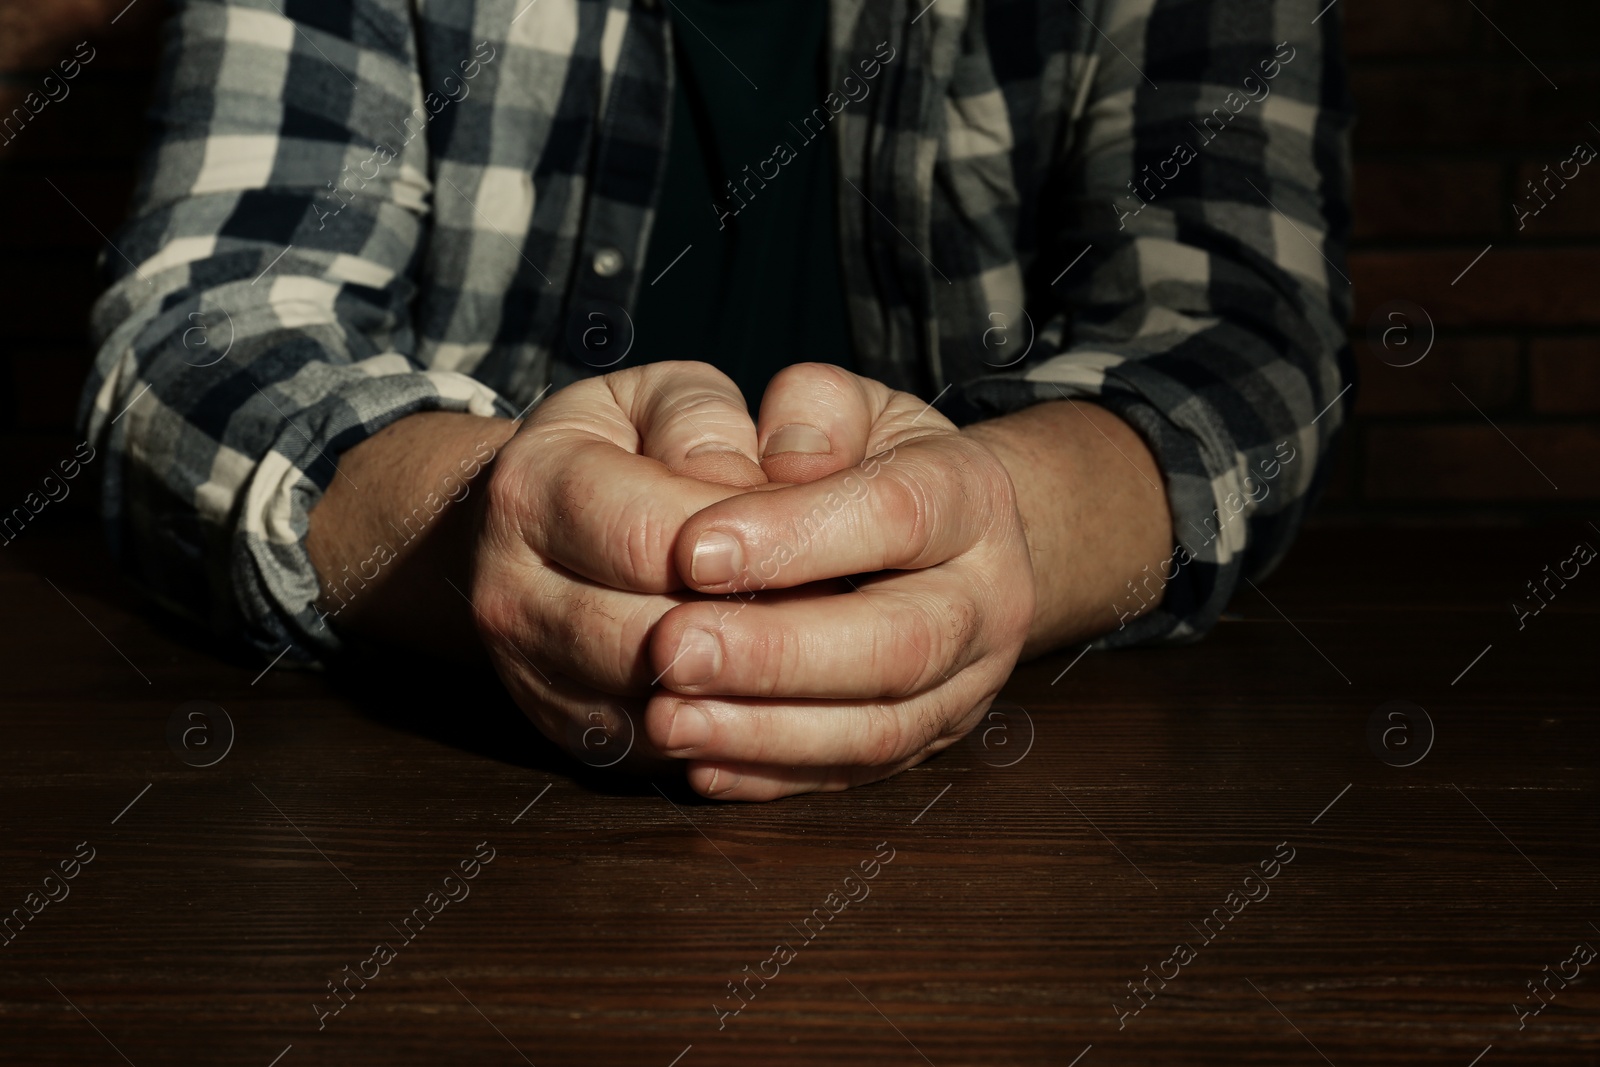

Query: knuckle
[775,496,843,570]
[770,361,853,395]
[874,470,933,558]
[858,703,909,766]
[482,447,531,531]
[723,701,787,765]
[918,717,961,759]
[752,725,791,766]
[548,586,612,661]
[616,515,667,591]
[730,613,795,699]
[607,364,652,388]
[946,594,983,663]
[873,618,930,697]
[642,359,717,383]
[469,578,519,648]
[964,438,1021,535]
[889,592,976,689]
[616,601,663,689]
[535,594,576,659]
[599,364,652,409]
[616,489,685,592]
[1005,570,1037,641]
[639,363,732,413]
[529,454,593,557]
[550,589,656,694]
[545,456,596,531]
[669,385,737,419]
[540,448,674,591]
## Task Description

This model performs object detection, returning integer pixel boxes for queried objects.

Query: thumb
[754,363,881,485]
[627,362,766,488]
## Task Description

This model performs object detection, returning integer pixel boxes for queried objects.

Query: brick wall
[1339,0,1600,519]
[1,1,1595,526]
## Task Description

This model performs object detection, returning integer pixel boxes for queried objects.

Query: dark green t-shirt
[631,0,855,412]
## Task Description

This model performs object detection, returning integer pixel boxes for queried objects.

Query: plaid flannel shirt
[80,0,1354,666]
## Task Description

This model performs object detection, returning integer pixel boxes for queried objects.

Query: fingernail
[672,627,721,686]
[704,766,742,796]
[763,423,831,457]
[686,441,741,459]
[665,702,711,751]
[691,531,741,585]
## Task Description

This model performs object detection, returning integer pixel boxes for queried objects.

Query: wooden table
[2,522,1596,1066]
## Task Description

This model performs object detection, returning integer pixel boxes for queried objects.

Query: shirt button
[591,247,625,277]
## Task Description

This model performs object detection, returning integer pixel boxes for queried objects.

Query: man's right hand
[465,362,771,770]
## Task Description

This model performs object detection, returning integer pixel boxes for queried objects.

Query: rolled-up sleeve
[78,0,506,666]
[959,0,1355,647]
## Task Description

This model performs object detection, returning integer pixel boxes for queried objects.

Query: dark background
[2,0,1596,529]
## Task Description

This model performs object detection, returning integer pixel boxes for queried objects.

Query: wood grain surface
[0,523,1596,1066]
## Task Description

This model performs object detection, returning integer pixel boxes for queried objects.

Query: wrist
[306,410,520,659]
[963,398,1173,656]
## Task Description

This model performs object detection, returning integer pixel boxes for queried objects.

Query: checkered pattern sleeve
[78,0,508,667]
[958,0,1355,647]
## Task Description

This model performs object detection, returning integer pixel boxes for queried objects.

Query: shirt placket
[556,0,674,380]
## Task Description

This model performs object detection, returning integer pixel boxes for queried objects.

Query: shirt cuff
[233,359,509,667]
[949,349,1250,649]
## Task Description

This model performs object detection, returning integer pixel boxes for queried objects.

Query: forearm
[305,411,519,659]
[963,399,1172,658]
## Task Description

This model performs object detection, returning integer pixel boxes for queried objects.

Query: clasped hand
[468,362,1035,800]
